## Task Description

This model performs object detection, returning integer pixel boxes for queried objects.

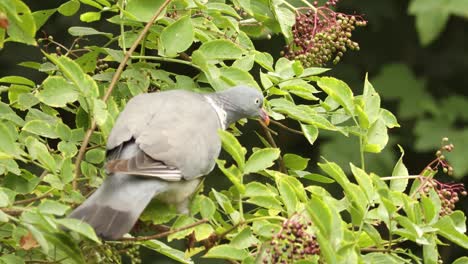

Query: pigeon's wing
[106,90,222,180]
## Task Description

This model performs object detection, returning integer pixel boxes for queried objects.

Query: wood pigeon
[68,85,270,240]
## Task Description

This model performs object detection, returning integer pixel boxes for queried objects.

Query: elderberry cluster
[418,138,466,216]
[282,1,366,67]
[420,178,466,216]
[263,216,319,263]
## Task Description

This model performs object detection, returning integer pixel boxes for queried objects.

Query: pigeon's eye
[254,98,260,105]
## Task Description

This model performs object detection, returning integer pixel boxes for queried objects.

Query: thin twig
[380,175,420,181]
[259,121,286,173]
[1,208,26,216]
[270,120,304,135]
[14,191,53,205]
[72,0,173,190]
[119,219,208,242]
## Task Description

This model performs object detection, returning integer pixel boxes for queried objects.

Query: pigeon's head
[210,85,270,126]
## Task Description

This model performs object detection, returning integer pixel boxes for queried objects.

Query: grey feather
[68,85,266,240]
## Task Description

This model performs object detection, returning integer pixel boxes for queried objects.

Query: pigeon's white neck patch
[204,96,227,129]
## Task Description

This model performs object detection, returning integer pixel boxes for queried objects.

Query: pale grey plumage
[68,85,266,240]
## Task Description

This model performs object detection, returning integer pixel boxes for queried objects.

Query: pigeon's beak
[259,108,270,126]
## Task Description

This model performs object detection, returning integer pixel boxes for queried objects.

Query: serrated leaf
[68,26,112,37]
[159,16,194,57]
[244,148,280,174]
[25,137,56,172]
[216,159,244,194]
[278,177,298,215]
[317,77,355,114]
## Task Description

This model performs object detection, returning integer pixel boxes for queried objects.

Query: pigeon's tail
[69,173,167,240]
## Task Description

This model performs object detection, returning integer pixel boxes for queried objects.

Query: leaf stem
[131,55,201,69]
[298,0,317,11]
[270,120,304,135]
[380,175,420,181]
[119,218,209,241]
[72,0,173,190]
[259,121,286,173]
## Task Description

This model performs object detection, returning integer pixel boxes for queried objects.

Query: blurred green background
[1,0,467,262]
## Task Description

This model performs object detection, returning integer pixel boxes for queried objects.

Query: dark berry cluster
[83,243,141,263]
[418,138,466,216]
[263,215,319,263]
[282,1,366,67]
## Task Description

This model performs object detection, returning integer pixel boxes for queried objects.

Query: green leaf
[68,26,112,37]
[283,153,309,170]
[423,234,438,264]
[22,120,58,139]
[380,109,400,128]
[244,148,280,174]
[390,145,409,192]
[204,245,248,260]
[25,137,56,172]
[0,254,25,264]
[58,0,80,16]
[38,200,70,216]
[4,171,39,193]
[0,122,20,157]
[25,224,49,253]
[159,16,194,57]
[350,163,374,202]
[216,159,245,194]
[230,227,258,249]
[271,5,295,41]
[44,54,98,97]
[301,124,319,145]
[0,76,35,87]
[80,11,101,22]
[244,182,276,197]
[218,130,246,170]
[199,39,243,60]
[317,77,355,114]
[364,119,389,153]
[278,177,298,215]
[306,194,342,247]
[125,0,166,22]
[2,0,36,45]
[58,141,78,158]
[453,257,468,264]
[434,214,468,249]
[55,218,101,243]
[363,74,381,126]
[409,1,450,46]
[302,173,335,183]
[85,148,105,164]
[0,190,9,207]
[142,239,193,264]
[246,196,282,210]
[199,196,216,219]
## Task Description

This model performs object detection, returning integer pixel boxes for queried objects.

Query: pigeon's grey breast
[106,90,222,180]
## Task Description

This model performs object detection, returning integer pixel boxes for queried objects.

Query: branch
[119,219,209,242]
[259,121,286,173]
[72,0,173,190]
[269,120,304,135]
[14,192,53,205]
